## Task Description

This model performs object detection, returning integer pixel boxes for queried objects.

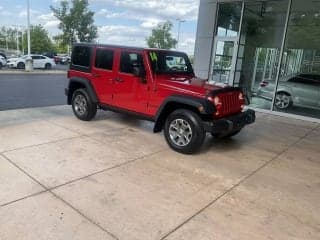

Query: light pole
[26,0,33,71]
[27,0,31,56]
[176,19,186,50]
[16,26,20,54]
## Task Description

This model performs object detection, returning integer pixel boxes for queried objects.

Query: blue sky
[0,0,199,54]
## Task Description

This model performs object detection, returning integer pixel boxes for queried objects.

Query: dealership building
[194,0,320,121]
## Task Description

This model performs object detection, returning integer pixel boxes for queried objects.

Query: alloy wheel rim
[169,119,193,147]
[275,94,290,109]
[74,94,87,115]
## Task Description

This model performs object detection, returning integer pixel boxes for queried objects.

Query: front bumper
[204,109,255,134]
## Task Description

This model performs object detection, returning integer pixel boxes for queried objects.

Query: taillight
[260,81,269,87]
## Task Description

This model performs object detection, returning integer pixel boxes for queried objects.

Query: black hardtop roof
[72,43,186,54]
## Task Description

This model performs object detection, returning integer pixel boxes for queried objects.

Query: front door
[112,50,150,114]
[209,37,238,86]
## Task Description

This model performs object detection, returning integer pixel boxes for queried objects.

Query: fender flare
[153,95,215,133]
[67,77,98,104]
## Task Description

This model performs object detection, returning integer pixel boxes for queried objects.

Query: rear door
[112,49,150,114]
[91,47,116,104]
[31,55,41,68]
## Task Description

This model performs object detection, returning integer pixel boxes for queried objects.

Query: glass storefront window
[216,3,242,37]
[209,2,242,85]
[237,0,289,110]
[273,0,320,118]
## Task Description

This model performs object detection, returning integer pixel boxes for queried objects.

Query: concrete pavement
[0,105,319,240]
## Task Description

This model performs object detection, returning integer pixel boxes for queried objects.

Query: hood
[156,74,229,97]
[7,57,20,62]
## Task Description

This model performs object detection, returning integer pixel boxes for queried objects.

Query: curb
[0,70,67,74]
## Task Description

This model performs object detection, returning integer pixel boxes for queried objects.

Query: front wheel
[164,109,205,154]
[17,62,25,69]
[275,92,292,109]
[71,88,97,121]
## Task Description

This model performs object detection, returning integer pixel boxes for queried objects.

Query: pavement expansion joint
[159,124,318,240]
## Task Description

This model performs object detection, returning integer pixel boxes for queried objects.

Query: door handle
[91,73,100,77]
[114,77,124,83]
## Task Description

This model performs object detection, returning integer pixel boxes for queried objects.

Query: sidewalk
[0,105,319,240]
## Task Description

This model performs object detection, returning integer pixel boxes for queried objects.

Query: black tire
[164,109,205,154]
[0,62,2,69]
[212,129,242,139]
[45,63,52,70]
[17,62,25,69]
[71,88,97,121]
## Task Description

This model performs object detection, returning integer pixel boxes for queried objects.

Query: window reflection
[237,0,289,110]
[273,0,320,118]
[216,3,242,37]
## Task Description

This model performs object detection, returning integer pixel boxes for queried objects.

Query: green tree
[0,27,23,51]
[146,21,177,49]
[53,35,69,53]
[51,0,98,48]
[22,25,54,54]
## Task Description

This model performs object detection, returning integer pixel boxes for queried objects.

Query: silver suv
[257,74,320,110]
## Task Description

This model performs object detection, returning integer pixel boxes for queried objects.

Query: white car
[7,54,56,69]
[0,56,6,69]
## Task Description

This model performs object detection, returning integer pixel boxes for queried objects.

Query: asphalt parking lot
[0,105,319,240]
[0,71,67,111]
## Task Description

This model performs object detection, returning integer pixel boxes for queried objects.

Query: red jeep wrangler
[66,43,255,154]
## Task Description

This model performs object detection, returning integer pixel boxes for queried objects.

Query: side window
[95,49,114,70]
[120,52,143,74]
[289,75,317,85]
[72,46,91,67]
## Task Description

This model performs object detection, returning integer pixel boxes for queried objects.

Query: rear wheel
[17,62,25,69]
[71,88,97,121]
[164,109,205,154]
[45,63,52,70]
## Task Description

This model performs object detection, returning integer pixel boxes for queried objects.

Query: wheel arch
[276,90,291,96]
[67,77,98,105]
[153,95,214,133]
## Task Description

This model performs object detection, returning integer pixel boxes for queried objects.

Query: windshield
[148,51,194,75]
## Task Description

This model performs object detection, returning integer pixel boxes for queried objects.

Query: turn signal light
[239,92,244,100]
[208,96,222,116]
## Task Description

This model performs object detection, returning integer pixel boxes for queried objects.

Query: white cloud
[92,0,199,21]
[37,13,60,29]
[93,0,199,54]
[96,8,126,18]
[97,25,148,47]
[18,9,41,18]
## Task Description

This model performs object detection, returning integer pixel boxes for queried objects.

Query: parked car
[54,54,70,64]
[0,53,6,60]
[257,74,320,110]
[0,56,6,69]
[42,52,57,59]
[7,54,56,69]
[65,43,255,154]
